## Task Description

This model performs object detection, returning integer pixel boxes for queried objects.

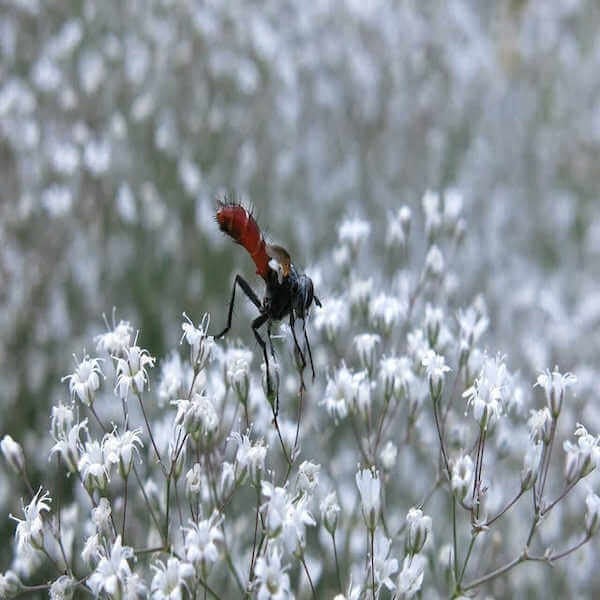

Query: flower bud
[1,435,25,474]
[585,493,600,536]
[320,492,341,534]
[405,507,432,555]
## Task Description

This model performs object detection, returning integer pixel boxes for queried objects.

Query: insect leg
[289,312,307,389]
[302,318,316,381]
[251,313,273,400]
[216,275,262,338]
[267,320,281,415]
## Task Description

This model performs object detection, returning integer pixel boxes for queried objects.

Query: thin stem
[135,389,166,475]
[462,552,525,592]
[457,532,477,585]
[432,393,451,479]
[300,553,318,600]
[332,532,343,593]
[249,485,261,584]
[452,497,459,584]
[121,473,128,543]
[485,488,524,527]
[370,528,376,600]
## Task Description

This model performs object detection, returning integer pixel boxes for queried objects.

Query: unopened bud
[1,435,25,474]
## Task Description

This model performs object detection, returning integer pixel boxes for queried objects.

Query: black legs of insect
[216,275,279,412]
[215,275,262,338]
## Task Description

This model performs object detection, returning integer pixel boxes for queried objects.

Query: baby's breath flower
[422,189,441,238]
[407,329,428,366]
[320,491,341,534]
[527,407,553,443]
[10,488,51,553]
[181,313,213,368]
[563,423,600,481]
[95,320,133,355]
[282,494,316,555]
[91,497,113,537]
[0,571,22,599]
[386,206,411,248]
[225,347,253,400]
[184,512,223,572]
[322,364,364,422]
[115,345,155,400]
[397,553,426,598]
[232,432,267,484]
[1,434,25,474]
[314,296,349,340]
[369,293,405,332]
[373,531,399,593]
[349,277,373,309]
[220,461,235,497]
[103,428,143,477]
[87,536,134,598]
[49,575,76,600]
[50,420,87,473]
[463,354,507,429]
[424,304,443,347]
[405,507,432,555]
[173,392,219,438]
[261,482,288,538]
[451,454,474,500]
[356,467,380,532]
[585,492,600,536]
[150,556,194,600]
[157,352,187,406]
[421,349,450,398]
[296,460,320,496]
[536,367,577,417]
[78,439,109,491]
[521,441,543,491]
[457,306,488,350]
[50,403,75,440]
[62,355,103,406]
[338,216,371,251]
[380,441,397,471]
[354,333,381,372]
[424,244,444,279]
[253,547,291,600]
[185,463,205,503]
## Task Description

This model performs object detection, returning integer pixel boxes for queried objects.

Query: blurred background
[2,0,600,583]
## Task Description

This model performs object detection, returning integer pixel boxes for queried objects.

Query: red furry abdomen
[216,202,270,279]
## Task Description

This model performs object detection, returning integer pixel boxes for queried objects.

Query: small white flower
[380,441,398,471]
[424,245,444,278]
[115,345,155,400]
[386,206,411,248]
[1,435,25,474]
[87,536,134,597]
[282,494,316,554]
[451,454,474,500]
[181,313,213,368]
[91,497,113,536]
[253,547,291,600]
[95,320,133,355]
[173,392,219,437]
[10,488,51,553]
[50,420,87,473]
[527,407,553,443]
[354,333,381,371]
[521,441,543,491]
[457,306,488,349]
[563,423,600,481]
[225,347,253,398]
[314,296,349,340]
[421,349,450,398]
[184,512,223,571]
[356,468,380,531]
[78,439,109,491]
[296,461,320,496]
[150,556,194,600]
[232,432,267,484]
[373,531,399,593]
[320,491,341,534]
[103,428,143,477]
[62,355,103,406]
[424,304,444,347]
[405,507,432,555]
[463,354,507,429]
[369,293,405,332]
[49,575,76,600]
[422,189,441,237]
[585,492,600,536]
[379,355,414,399]
[261,482,288,538]
[0,571,22,598]
[338,216,371,250]
[397,553,426,598]
[536,368,577,417]
[349,277,374,309]
[158,352,187,406]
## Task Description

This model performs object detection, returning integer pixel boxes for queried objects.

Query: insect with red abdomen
[215,198,321,411]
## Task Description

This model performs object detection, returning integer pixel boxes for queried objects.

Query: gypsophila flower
[261,482,288,538]
[451,454,474,500]
[380,441,397,471]
[314,296,349,340]
[87,536,134,597]
[322,364,365,422]
[220,461,235,497]
[463,354,508,429]
[1,435,25,474]
[10,488,51,553]
[49,575,76,600]
[373,531,399,592]
[421,349,450,398]
[62,355,103,406]
[320,491,341,534]
[422,189,441,238]
[457,305,489,350]
[95,320,133,355]
[356,467,380,531]
[103,428,143,477]
[184,512,223,572]
[181,313,213,367]
[50,419,87,473]
[296,461,320,495]
[282,494,316,554]
[253,547,291,600]
[369,293,405,332]
[232,432,267,484]
[338,216,371,251]
[424,244,444,278]
[563,423,600,480]
[225,347,253,398]
[405,507,432,555]
[354,333,381,371]
[349,277,373,309]
[91,497,113,537]
[521,441,543,491]
[115,345,155,400]
[386,206,411,248]
[173,392,218,437]
[585,492,600,536]
[528,407,553,443]
[407,329,429,365]
[158,352,187,406]
[397,553,426,598]
[185,463,205,503]
[78,439,109,491]
[82,534,101,568]
[151,557,194,600]
[0,571,22,598]
[50,402,75,440]
[379,355,414,399]
[536,367,577,417]
[424,304,443,347]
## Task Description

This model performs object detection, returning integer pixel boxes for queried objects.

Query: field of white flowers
[1,1,600,598]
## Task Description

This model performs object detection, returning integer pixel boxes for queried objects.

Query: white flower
[253,547,291,600]
[369,293,406,332]
[103,428,144,477]
[397,553,426,598]
[356,468,380,531]
[181,313,213,367]
[527,407,553,443]
[50,403,75,440]
[296,461,320,496]
[379,355,414,399]
[424,304,444,347]
[185,463,206,503]
[322,364,369,421]
[1,435,25,474]
[184,513,223,570]
[232,432,267,484]
[422,189,441,237]
[78,439,109,491]
[405,507,432,555]
[320,491,341,534]
[521,441,543,491]
[62,355,103,406]
[95,320,133,355]
[451,454,474,500]
[313,296,349,340]
[421,349,450,397]
[349,277,374,309]
[386,206,411,248]
[354,333,381,371]
[88,536,134,597]
[373,531,399,593]
[424,245,444,278]
[585,492,600,536]
[10,488,51,553]
[536,368,577,417]
[380,441,398,471]
[91,497,113,536]
[563,423,600,481]
[457,306,488,349]
[225,347,253,398]
[338,216,371,250]
[50,420,87,473]
[463,354,508,429]
[49,575,76,600]
[151,557,194,600]
[173,392,219,437]
[158,352,187,406]
[0,571,22,598]
[115,345,155,400]
[261,482,288,537]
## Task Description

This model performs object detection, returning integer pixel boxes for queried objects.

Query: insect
[215,198,321,411]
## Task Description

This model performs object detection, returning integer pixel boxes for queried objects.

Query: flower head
[10,488,51,553]
[536,368,576,417]
[115,345,155,400]
[253,547,291,600]
[62,355,103,406]
[356,468,380,531]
